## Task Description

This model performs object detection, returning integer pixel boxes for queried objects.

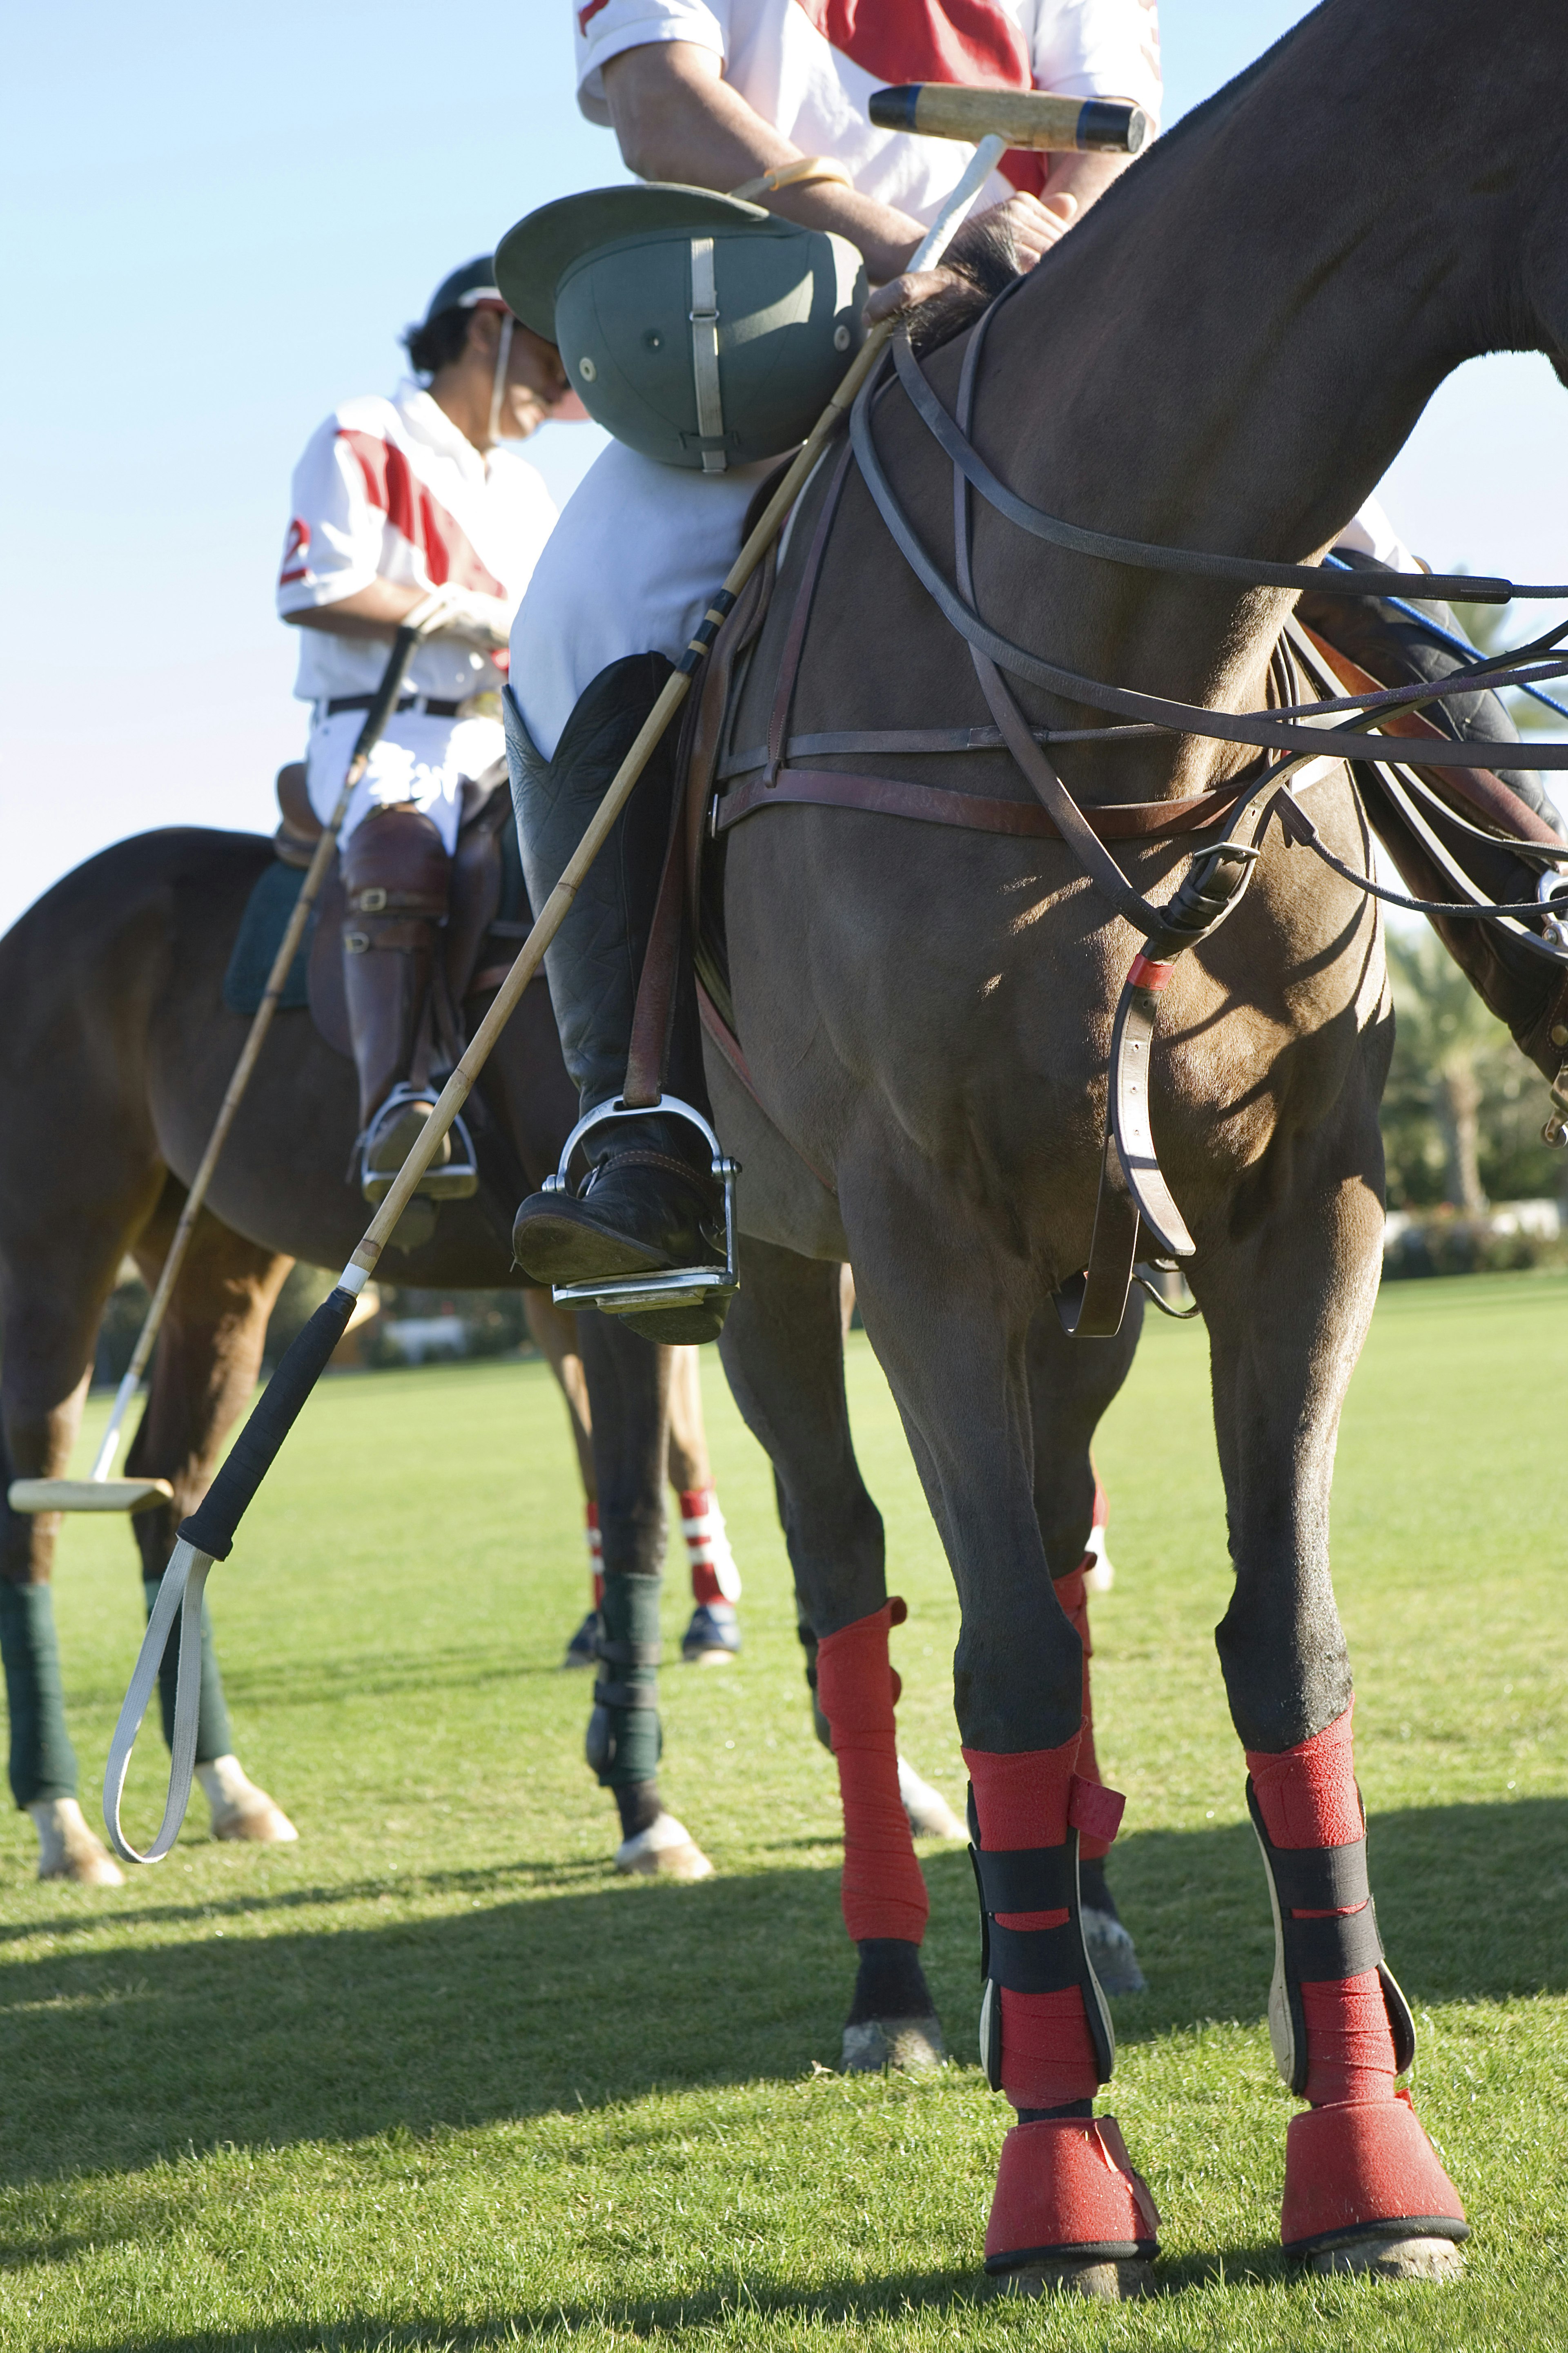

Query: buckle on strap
[542,1095,741,1321]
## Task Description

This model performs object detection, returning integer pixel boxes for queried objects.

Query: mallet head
[870,85,1148,156]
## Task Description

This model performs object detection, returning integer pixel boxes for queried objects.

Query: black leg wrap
[584,1572,663,1789]
[969,1789,1114,2094]
[1246,1780,1416,2094]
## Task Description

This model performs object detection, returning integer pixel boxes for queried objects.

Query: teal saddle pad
[222,860,315,1015]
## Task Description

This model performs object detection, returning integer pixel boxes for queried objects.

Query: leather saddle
[272,760,535,1060]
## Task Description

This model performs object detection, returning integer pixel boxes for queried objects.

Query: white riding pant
[510,437,1417,765]
[511,442,775,762]
[304,707,506,854]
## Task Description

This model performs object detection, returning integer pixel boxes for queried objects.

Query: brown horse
[0,819,974,1894]
[0,819,745,1883]
[685,0,1568,2290]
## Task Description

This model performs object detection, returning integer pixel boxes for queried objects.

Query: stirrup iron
[361,1083,479,1204]
[542,1096,741,1320]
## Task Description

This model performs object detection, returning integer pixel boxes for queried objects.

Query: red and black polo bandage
[964,1740,1125,2110]
[1245,1706,1412,2104]
[814,1600,928,1944]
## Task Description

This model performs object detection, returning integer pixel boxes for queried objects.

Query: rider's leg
[505,442,766,1329]
[340,805,452,1198]
[505,662,728,1334]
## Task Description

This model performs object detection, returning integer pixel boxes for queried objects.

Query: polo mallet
[9,590,451,1524]
[102,88,1147,1864]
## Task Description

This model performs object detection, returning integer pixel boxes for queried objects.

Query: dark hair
[402,305,475,380]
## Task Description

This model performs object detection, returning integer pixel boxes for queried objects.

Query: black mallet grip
[178,1287,359,1560]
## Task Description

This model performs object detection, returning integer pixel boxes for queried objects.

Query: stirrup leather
[361,1084,479,1204]
[541,1095,740,1320]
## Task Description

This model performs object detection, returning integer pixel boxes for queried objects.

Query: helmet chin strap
[488,312,515,449]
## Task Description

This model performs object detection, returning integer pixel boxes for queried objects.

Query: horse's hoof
[1002,2257,1153,2300]
[615,1812,713,1880]
[1305,2235,1465,2281]
[896,1755,967,1840]
[562,1609,600,1668]
[841,2014,946,2073]
[28,1798,125,1887]
[1083,1906,1146,1994]
[681,1602,740,1663]
[198,1757,298,1844]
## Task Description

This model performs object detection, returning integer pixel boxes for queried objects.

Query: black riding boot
[504,658,728,1343]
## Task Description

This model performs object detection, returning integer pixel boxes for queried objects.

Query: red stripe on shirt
[793,2,1045,192]
[336,429,506,596]
[793,0,1031,94]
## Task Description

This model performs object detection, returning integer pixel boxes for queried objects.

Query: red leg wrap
[1247,1704,1395,2103]
[965,1739,1099,2109]
[1247,1704,1466,2246]
[815,1602,928,1945]
[985,2118,1159,2270]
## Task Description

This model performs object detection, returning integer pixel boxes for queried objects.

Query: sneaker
[563,1609,601,1669]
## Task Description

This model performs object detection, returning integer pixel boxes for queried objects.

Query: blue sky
[2,0,1564,930]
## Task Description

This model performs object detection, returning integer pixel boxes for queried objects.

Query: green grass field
[2,1273,1565,2351]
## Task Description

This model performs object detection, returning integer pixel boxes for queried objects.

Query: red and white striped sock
[680,1485,740,1607]
[586,1502,604,1612]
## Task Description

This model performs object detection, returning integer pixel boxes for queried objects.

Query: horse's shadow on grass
[1,1798,1561,2204]
[6,2255,1311,2353]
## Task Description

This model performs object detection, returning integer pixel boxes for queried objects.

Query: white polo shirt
[278,379,559,706]
[575,0,1163,219]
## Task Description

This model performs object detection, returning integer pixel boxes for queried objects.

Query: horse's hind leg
[523,1292,603,1666]
[575,1310,711,1880]
[125,1197,298,1845]
[0,1214,143,1885]
[1200,1102,1467,2278]
[1022,1305,1146,1995]
[719,1234,943,2072]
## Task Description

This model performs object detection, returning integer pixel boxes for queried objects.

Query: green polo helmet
[495,184,866,473]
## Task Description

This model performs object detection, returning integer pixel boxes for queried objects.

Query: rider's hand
[864,190,1078,329]
[430,587,513,652]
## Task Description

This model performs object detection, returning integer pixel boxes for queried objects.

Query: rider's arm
[283,579,428,638]
[601,40,931,284]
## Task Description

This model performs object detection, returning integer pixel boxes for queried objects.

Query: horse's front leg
[847,1167,1158,2298]
[1198,1091,1468,2279]
[1022,1305,1147,1994]
[719,1232,945,2070]
[575,1311,710,1879]
[127,1202,297,1845]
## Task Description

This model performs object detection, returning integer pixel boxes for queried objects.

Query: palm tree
[1385,930,1502,1212]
